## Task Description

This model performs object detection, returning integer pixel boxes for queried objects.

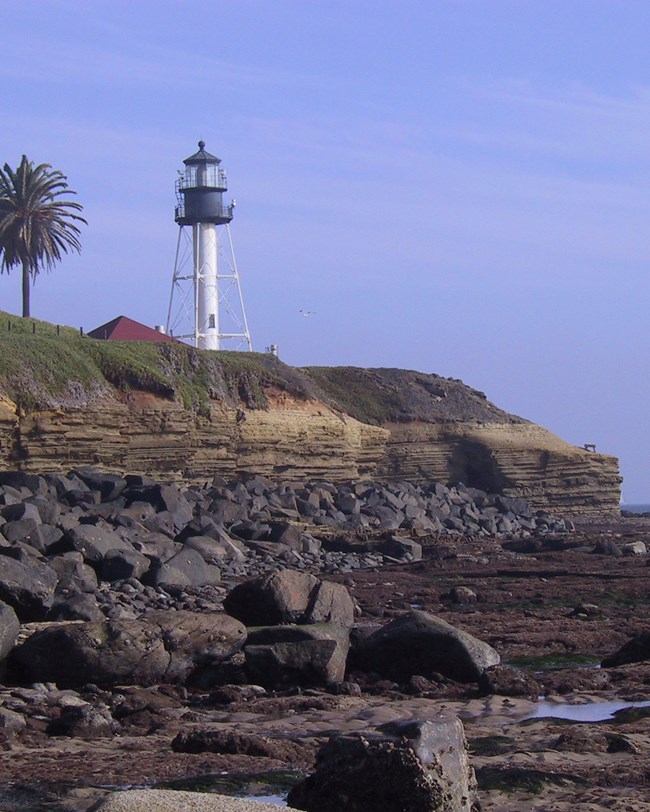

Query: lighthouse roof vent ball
[183,140,222,166]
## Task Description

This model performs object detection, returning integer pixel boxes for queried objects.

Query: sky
[1,0,649,501]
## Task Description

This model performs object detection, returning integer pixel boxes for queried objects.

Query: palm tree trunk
[21,259,30,318]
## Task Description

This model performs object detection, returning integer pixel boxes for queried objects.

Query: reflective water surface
[524,699,650,722]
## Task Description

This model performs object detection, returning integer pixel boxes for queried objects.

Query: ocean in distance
[621,504,650,514]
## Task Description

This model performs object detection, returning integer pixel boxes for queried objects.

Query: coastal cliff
[0,315,621,517]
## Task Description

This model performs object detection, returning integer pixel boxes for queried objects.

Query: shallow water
[524,699,650,722]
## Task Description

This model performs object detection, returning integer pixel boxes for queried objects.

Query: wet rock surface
[287,716,478,812]
[0,470,647,811]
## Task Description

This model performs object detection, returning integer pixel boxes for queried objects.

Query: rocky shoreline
[0,469,647,810]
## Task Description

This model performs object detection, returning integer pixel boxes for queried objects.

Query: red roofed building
[88,316,181,343]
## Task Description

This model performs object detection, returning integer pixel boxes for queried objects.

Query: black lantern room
[174,140,234,226]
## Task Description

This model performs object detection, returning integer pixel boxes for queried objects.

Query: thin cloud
[448,77,650,163]
[0,35,322,93]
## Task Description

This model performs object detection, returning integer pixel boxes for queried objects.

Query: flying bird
[299,309,317,317]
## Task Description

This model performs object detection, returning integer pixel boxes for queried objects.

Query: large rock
[145,611,247,682]
[356,610,500,683]
[100,549,150,582]
[244,623,350,688]
[72,467,128,502]
[47,702,117,738]
[0,600,19,662]
[59,524,132,563]
[0,501,42,524]
[11,619,168,687]
[306,580,356,626]
[377,536,423,562]
[224,569,354,628]
[287,716,478,812]
[183,534,247,566]
[49,593,105,622]
[0,552,58,620]
[602,632,650,668]
[49,552,99,594]
[10,611,246,687]
[126,483,193,530]
[144,547,221,588]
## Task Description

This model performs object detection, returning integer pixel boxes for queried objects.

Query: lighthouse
[166,141,252,351]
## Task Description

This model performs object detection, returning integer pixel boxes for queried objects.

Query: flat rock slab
[89,789,300,811]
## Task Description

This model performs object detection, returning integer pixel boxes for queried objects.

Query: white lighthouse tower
[166,141,252,350]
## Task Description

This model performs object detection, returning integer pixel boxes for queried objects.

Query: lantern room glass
[184,163,223,189]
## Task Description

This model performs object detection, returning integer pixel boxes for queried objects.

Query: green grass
[0,312,314,413]
[0,314,495,425]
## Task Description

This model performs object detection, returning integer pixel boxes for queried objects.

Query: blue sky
[2,0,649,500]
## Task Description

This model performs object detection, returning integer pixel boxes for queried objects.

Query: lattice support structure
[166,141,252,351]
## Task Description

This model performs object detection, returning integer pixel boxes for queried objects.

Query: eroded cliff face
[3,393,388,483]
[378,421,621,517]
[0,363,622,519]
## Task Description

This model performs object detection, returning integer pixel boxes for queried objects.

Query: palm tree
[0,155,86,317]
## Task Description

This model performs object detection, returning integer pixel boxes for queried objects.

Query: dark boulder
[355,610,500,684]
[49,553,99,595]
[72,468,127,502]
[184,534,247,566]
[602,632,650,668]
[10,611,246,687]
[144,610,247,682]
[132,533,181,564]
[125,483,193,530]
[144,547,221,588]
[478,665,540,700]
[2,518,43,547]
[0,471,46,493]
[287,717,478,812]
[0,501,42,524]
[244,623,350,688]
[25,494,61,525]
[592,538,621,556]
[47,702,117,738]
[449,586,478,605]
[0,553,58,620]
[10,619,169,687]
[377,536,423,562]
[307,580,356,627]
[0,600,20,662]
[224,569,317,625]
[49,593,105,622]
[100,549,150,582]
[224,569,354,628]
[59,524,132,563]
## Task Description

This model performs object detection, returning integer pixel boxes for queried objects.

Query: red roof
[88,316,180,343]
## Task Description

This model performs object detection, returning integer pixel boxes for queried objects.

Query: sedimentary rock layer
[0,370,621,518]
[379,421,621,517]
[3,395,388,484]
